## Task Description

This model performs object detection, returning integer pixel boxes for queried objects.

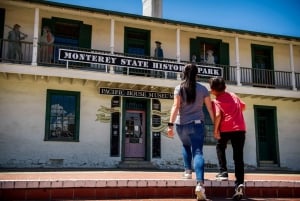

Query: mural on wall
[151,109,172,138]
[95,105,121,123]
[95,105,172,138]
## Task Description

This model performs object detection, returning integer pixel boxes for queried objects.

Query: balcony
[1,39,299,91]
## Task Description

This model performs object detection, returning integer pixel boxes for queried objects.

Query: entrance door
[124,110,145,158]
[251,44,274,87]
[254,106,279,166]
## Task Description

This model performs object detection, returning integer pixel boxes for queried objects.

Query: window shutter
[79,23,92,48]
[219,42,229,65]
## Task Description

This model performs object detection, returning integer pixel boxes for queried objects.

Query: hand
[214,131,221,140]
[167,127,174,138]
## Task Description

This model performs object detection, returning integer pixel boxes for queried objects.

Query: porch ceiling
[0,71,174,94]
[0,64,299,102]
[237,93,300,102]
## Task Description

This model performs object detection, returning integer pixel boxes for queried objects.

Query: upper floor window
[44,89,80,142]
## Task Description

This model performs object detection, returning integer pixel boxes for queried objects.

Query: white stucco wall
[0,72,300,170]
[0,75,120,168]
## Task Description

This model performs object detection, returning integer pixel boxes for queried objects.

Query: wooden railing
[0,39,299,90]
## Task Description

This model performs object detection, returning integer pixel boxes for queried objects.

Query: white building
[0,0,299,170]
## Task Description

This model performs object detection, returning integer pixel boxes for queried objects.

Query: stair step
[118,160,158,169]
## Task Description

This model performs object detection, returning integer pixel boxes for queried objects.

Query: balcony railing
[0,39,299,90]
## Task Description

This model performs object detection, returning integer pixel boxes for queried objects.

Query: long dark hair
[179,64,197,104]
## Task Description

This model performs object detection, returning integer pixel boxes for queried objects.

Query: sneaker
[215,171,228,181]
[195,183,206,201]
[182,170,192,179]
[232,184,244,200]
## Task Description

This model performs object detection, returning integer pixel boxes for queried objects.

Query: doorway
[122,98,149,160]
[254,105,279,167]
[251,44,274,87]
[124,110,146,158]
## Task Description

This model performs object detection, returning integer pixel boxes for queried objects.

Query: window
[251,44,274,87]
[123,27,151,76]
[45,90,80,141]
[203,105,215,144]
[190,37,230,80]
[41,17,92,48]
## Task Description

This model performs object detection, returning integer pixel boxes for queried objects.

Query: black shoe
[215,171,228,181]
[232,184,244,200]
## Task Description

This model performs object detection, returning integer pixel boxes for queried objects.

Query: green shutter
[219,42,229,65]
[219,42,229,79]
[79,23,92,48]
[190,38,199,62]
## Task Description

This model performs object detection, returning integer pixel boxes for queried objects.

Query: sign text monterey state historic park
[59,49,223,76]
[59,49,223,99]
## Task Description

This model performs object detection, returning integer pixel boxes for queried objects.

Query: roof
[25,0,300,42]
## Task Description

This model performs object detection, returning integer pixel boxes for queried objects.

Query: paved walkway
[1,169,300,180]
[0,169,300,200]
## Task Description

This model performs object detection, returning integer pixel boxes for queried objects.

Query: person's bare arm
[167,95,180,138]
[204,96,214,123]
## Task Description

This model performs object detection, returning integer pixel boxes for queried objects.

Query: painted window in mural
[40,17,92,65]
[190,37,230,80]
[44,90,80,141]
[111,96,120,157]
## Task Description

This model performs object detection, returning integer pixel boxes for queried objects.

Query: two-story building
[0,0,299,171]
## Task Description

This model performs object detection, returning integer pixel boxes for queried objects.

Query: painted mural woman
[39,26,55,63]
[167,64,214,201]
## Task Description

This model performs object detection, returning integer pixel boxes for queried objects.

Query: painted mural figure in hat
[154,41,164,59]
[7,24,28,62]
[39,26,55,63]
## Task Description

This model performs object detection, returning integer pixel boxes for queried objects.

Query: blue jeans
[175,122,205,182]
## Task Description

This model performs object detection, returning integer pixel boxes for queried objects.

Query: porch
[1,39,300,91]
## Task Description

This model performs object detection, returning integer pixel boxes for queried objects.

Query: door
[254,106,279,166]
[124,110,145,158]
[251,44,274,87]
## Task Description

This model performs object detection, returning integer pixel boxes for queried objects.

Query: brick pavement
[0,169,299,200]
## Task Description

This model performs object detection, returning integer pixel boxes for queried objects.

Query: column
[176,28,181,80]
[31,7,39,66]
[109,18,115,73]
[235,36,241,86]
[289,43,297,90]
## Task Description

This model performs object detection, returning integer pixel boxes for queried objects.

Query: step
[118,160,158,169]
[0,171,299,200]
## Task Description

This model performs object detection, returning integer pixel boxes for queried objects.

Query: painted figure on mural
[154,41,164,59]
[40,26,55,63]
[206,49,215,64]
[192,54,197,63]
[7,24,28,62]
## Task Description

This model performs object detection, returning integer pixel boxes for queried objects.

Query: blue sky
[47,0,300,37]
